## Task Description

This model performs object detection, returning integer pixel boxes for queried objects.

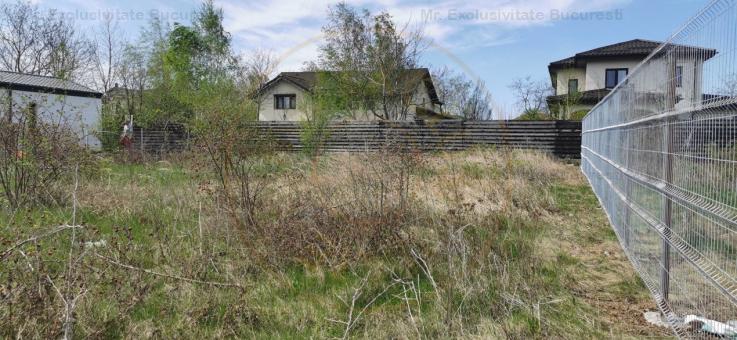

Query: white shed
[0,71,103,149]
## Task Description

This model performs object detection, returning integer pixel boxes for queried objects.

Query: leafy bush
[569,109,589,121]
[516,109,554,121]
[298,72,354,156]
[299,113,332,156]
[98,105,127,151]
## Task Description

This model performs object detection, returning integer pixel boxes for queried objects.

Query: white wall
[551,56,706,115]
[409,83,441,114]
[631,58,702,110]
[554,68,586,95]
[584,56,709,127]
[258,82,309,121]
[584,60,642,91]
[5,90,102,149]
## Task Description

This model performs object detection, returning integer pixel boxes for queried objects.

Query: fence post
[140,128,144,153]
[623,84,633,248]
[624,131,632,248]
[661,54,677,304]
[5,89,12,123]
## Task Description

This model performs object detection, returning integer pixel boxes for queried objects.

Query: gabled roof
[273,72,318,92]
[258,68,443,105]
[577,39,664,58]
[549,40,658,69]
[549,39,717,69]
[0,70,102,98]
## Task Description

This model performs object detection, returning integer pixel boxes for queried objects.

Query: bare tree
[0,1,46,74]
[508,76,553,114]
[433,66,495,120]
[717,73,737,98]
[43,12,95,81]
[243,50,277,119]
[117,45,148,118]
[0,1,94,81]
[244,50,276,92]
[464,80,495,120]
[93,17,124,93]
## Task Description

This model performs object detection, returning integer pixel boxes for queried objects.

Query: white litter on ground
[645,312,737,338]
[684,315,737,338]
[84,240,107,248]
[643,311,669,328]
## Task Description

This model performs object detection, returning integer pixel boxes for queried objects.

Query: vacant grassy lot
[1,148,671,339]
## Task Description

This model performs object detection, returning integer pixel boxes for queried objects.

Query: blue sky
[37,0,708,116]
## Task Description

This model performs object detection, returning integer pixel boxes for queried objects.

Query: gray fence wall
[128,120,582,158]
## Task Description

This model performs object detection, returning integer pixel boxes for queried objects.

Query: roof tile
[549,39,717,69]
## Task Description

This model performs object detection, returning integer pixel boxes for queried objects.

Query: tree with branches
[432,66,496,120]
[508,76,553,117]
[0,1,94,81]
[317,3,427,120]
[93,17,124,93]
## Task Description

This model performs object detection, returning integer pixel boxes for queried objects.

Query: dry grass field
[1,148,672,339]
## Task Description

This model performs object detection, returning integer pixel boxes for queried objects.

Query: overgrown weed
[0,148,667,338]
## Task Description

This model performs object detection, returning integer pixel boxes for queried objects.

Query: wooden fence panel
[132,120,582,158]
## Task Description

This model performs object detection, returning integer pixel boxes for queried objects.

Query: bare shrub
[254,149,423,267]
[198,122,276,237]
[367,148,571,337]
[0,108,90,208]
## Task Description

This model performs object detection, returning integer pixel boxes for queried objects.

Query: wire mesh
[581,0,737,337]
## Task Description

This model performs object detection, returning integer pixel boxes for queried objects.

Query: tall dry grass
[0,147,664,338]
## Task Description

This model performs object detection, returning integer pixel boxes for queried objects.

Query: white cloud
[218,0,629,72]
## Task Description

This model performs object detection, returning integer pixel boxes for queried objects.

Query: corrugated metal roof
[0,71,101,97]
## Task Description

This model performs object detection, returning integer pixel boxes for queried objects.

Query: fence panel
[130,125,190,154]
[125,120,582,158]
[255,120,581,157]
[581,0,737,337]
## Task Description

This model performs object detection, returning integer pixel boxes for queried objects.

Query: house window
[274,94,296,110]
[568,79,579,94]
[605,68,628,89]
[675,66,683,88]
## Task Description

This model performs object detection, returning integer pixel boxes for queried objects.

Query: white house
[546,39,716,118]
[257,68,444,121]
[0,71,103,148]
